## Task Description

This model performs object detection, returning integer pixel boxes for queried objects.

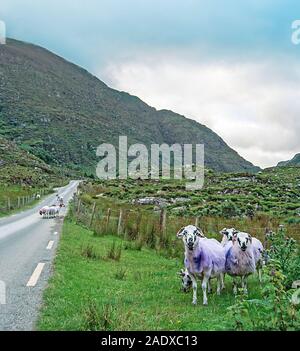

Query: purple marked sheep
[177,225,226,305]
[219,228,238,246]
[221,228,264,283]
[225,232,256,294]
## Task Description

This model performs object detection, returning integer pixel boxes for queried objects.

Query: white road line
[26,263,45,287]
[46,240,54,250]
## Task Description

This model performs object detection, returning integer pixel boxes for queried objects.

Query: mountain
[277,153,300,167]
[0,38,259,173]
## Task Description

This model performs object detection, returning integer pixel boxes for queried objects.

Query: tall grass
[71,192,299,261]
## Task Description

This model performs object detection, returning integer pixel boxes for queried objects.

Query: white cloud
[99,54,300,168]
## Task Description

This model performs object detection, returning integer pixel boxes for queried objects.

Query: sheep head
[233,232,252,252]
[177,268,192,292]
[176,225,205,251]
[220,228,239,242]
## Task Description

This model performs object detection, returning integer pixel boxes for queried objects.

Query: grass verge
[37,220,262,331]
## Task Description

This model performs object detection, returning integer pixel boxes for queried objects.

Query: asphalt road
[0,180,79,331]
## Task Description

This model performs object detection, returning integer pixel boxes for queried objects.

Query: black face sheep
[221,228,265,283]
[225,232,256,294]
[177,225,226,305]
[178,268,215,294]
[220,228,238,246]
[178,269,192,293]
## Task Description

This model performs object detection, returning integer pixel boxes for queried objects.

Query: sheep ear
[232,233,238,243]
[220,228,227,235]
[177,269,185,276]
[233,229,239,235]
[196,227,205,237]
[176,227,185,238]
[248,234,252,243]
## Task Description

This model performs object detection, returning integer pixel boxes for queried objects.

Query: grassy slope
[0,136,54,185]
[37,221,262,331]
[0,136,74,216]
[88,168,300,216]
[0,187,46,218]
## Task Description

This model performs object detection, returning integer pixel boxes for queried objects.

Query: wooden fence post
[7,198,10,211]
[136,211,142,237]
[17,197,20,208]
[195,217,199,227]
[89,202,96,228]
[105,208,111,232]
[160,209,167,235]
[163,210,167,235]
[76,199,81,217]
[117,209,123,235]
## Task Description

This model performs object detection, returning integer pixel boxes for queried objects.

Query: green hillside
[277,153,300,167]
[0,38,259,173]
[0,136,55,186]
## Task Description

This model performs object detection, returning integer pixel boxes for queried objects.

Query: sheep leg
[220,273,225,290]
[217,275,221,295]
[233,277,238,295]
[189,273,198,305]
[202,275,209,305]
[258,267,262,283]
[207,279,212,294]
[241,276,248,295]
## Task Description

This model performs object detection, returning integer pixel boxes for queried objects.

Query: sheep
[39,205,60,219]
[48,205,60,218]
[219,228,238,246]
[178,268,216,295]
[225,231,256,294]
[221,228,264,283]
[178,268,192,293]
[177,225,226,305]
[39,206,49,218]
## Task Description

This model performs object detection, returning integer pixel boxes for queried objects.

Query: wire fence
[0,188,51,214]
[71,194,300,257]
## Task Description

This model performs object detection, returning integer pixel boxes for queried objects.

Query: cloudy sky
[1,0,300,168]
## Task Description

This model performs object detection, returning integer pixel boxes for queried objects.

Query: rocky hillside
[277,154,300,167]
[0,39,259,173]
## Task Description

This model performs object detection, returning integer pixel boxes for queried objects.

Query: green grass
[0,185,51,218]
[37,220,263,331]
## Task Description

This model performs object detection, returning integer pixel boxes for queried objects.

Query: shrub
[106,241,122,261]
[267,228,299,288]
[114,268,127,280]
[228,260,300,331]
[219,200,241,218]
[80,244,101,260]
[83,301,114,331]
